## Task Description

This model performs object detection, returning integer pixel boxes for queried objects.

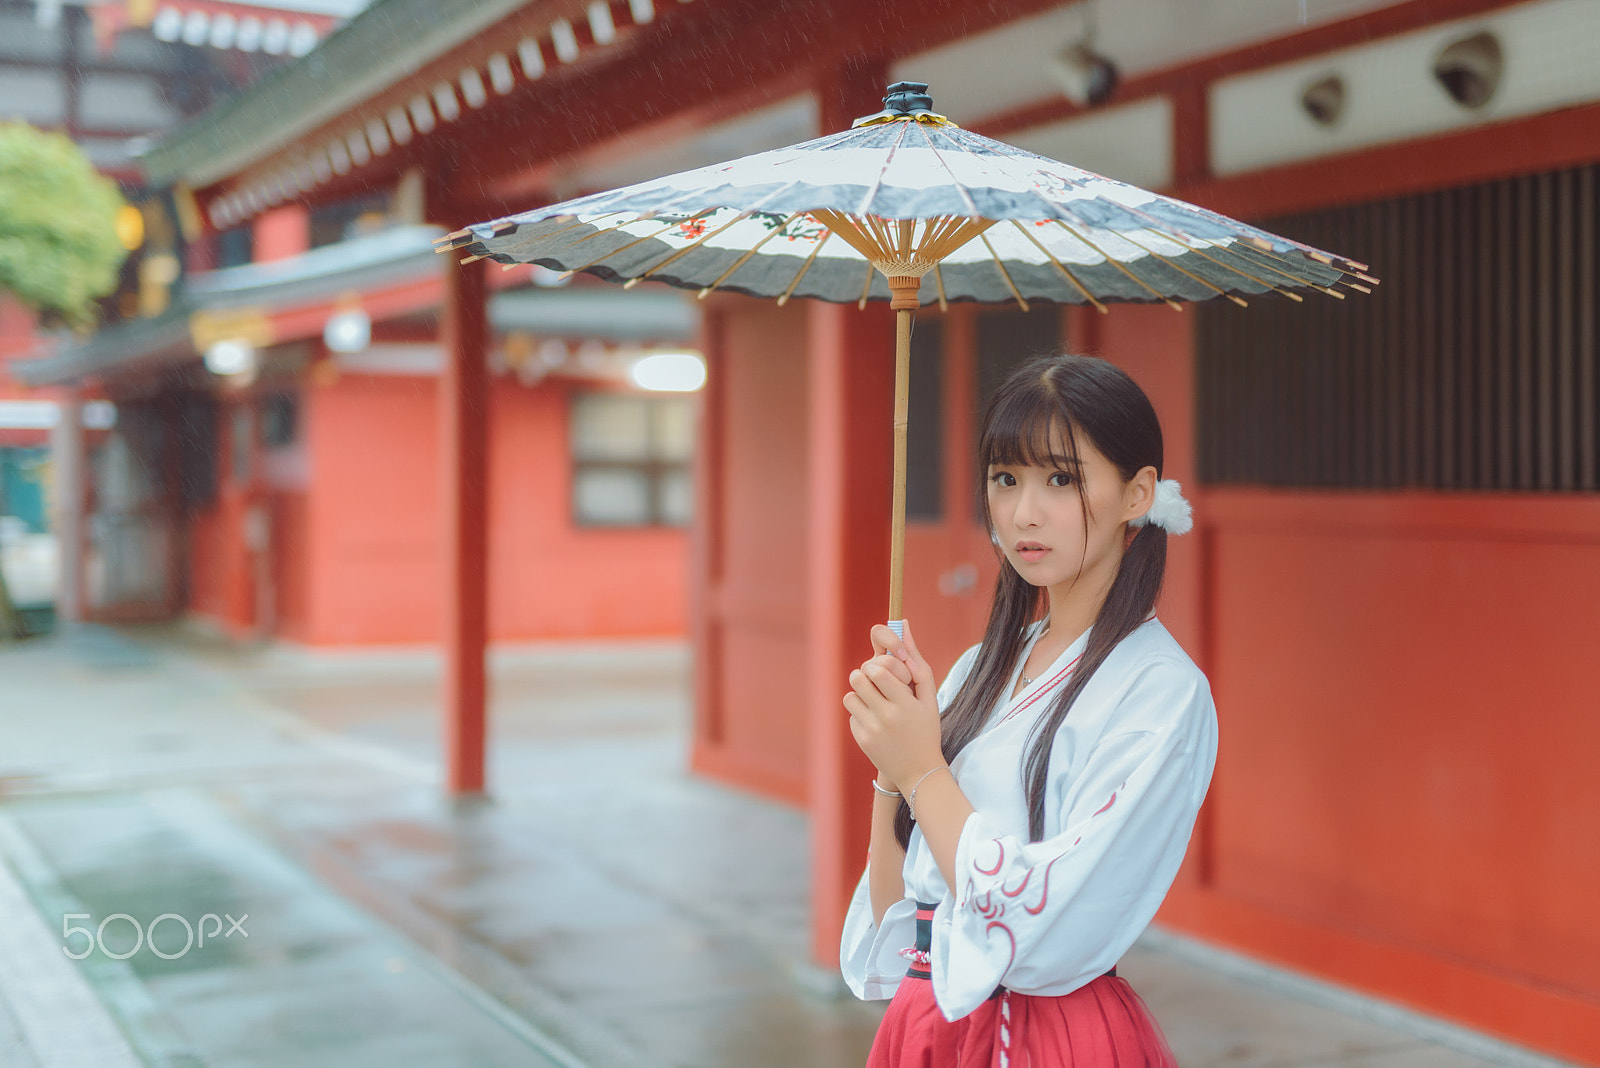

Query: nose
[1012,480,1046,528]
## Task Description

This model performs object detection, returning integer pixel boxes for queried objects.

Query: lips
[1015,541,1050,561]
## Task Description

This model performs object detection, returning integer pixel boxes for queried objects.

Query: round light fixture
[1300,75,1346,127]
[630,352,706,392]
[323,308,371,353]
[1433,31,1503,109]
[205,339,256,377]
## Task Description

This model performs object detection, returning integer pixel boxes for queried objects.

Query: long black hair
[895,354,1167,847]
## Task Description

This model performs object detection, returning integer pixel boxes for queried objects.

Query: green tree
[0,123,127,637]
[0,122,128,329]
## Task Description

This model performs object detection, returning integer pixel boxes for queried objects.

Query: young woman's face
[985,424,1154,594]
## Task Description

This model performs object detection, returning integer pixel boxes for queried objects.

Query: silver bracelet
[871,779,902,799]
[907,765,950,820]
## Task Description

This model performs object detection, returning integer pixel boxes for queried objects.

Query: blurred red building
[10,0,1600,1062]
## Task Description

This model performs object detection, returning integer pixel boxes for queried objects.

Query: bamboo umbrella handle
[887,277,919,640]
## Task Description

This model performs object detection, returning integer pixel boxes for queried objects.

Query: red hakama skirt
[866,969,1177,1068]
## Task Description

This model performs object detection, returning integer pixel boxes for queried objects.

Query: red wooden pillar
[807,54,895,968]
[49,389,88,624]
[441,255,490,794]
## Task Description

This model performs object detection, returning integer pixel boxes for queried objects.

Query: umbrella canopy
[436,81,1374,630]
[437,85,1373,311]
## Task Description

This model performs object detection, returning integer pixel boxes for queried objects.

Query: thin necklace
[1020,622,1052,686]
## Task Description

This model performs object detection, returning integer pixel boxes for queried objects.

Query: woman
[841,354,1216,1067]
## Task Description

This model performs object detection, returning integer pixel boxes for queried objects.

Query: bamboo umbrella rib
[1009,220,1106,313]
[631,204,780,284]
[865,214,897,257]
[550,210,662,251]
[638,177,814,274]
[809,210,887,262]
[1306,248,1371,273]
[697,212,803,296]
[853,120,912,218]
[919,215,967,259]
[923,218,993,262]
[1114,230,1248,307]
[979,232,1030,311]
[857,260,876,310]
[912,121,983,217]
[1225,242,1347,299]
[1052,221,1182,310]
[559,214,705,278]
[1147,232,1305,303]
[933,263,949,311]
[1239,242,1359,299]
[776,230,833,306]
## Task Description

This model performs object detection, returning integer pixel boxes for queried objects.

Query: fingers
[848,667,892,708]
[864,652,913,687]
[859,659,912,702]
[899,619,937,691]
[869,623,909,663]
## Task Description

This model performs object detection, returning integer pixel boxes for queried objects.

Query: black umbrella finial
[851,80,951,128]
[883,81,933,115]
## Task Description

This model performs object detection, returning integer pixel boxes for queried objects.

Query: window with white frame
[570,391,695,527]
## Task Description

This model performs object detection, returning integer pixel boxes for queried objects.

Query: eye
[1048,471,1075,487]
[988,471,1016,488]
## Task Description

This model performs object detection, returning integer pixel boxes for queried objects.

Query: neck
[1042,552,1121,648]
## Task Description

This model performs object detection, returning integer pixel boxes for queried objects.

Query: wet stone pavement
[0,625,1576,1068]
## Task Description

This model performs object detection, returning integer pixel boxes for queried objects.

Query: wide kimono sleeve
[840,642,983,1000]
[930,656,1216,1020]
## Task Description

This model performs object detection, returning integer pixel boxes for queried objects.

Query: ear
[1122,465,1158,524]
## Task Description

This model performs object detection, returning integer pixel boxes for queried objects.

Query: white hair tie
[1131,479,1193,535]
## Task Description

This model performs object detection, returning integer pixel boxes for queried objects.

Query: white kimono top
[840,617,1217,1022]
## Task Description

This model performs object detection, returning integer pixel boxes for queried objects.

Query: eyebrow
[988,455,1083,469]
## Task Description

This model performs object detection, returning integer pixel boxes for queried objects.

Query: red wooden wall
[186,371,689,645]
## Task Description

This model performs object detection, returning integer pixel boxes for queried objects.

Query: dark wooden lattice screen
[1198,164,1599,491]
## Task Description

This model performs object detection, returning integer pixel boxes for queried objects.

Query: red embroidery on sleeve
[1000,868,1031,897]
[984,921,1017,973]
[975,839,1005,876]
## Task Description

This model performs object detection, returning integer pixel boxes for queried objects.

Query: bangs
[980,377,1080,471]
